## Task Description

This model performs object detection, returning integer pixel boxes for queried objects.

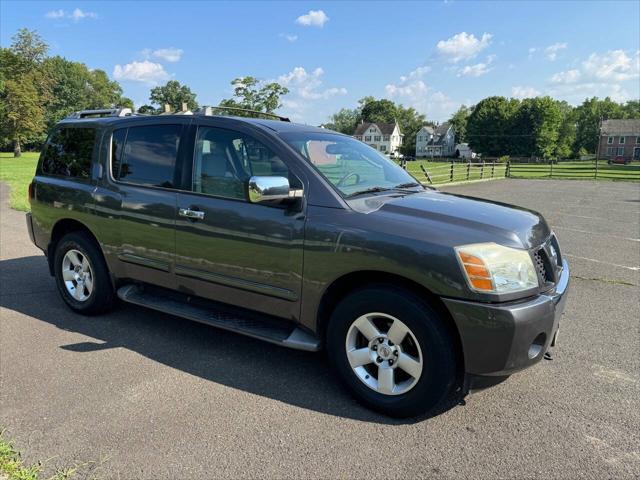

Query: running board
[117,284,321,352]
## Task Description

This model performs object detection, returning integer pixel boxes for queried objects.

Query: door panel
[174,125,305,319]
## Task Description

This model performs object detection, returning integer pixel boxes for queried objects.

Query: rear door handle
[179,208,205,220]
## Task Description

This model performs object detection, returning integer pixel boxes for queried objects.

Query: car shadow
[0,255,462,424]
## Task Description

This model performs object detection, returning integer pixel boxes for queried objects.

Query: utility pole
[595,116,603,180]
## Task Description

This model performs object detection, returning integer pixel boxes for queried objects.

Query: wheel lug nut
[372,345,377,351]
[394,350,398,356]
[388,341,394,346]
[376,356,382,363]
[378,338,384,343]
[389,360,394,366]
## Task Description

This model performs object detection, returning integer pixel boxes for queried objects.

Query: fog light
[528,333,547,359]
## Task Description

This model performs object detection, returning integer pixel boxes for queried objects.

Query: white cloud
[45,9,65,19]
[149,48,183,63]
[550,69,581,84]
[276,66,346,100]
[45,8,97,21]
[436,32,492,62]
[458,62,492,77]
[113,60,170,85]
[547,82,632,103]
[545,42,567,61]
[279,33,298,43]
[295,10,329,27]
[582,49,640,81]
[385,68,457,120]
[511,86,540,99]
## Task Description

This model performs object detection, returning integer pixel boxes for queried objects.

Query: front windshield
[280,132,421,197]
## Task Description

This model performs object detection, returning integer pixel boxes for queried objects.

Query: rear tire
[326,285,458,418]
[53,231,115,315]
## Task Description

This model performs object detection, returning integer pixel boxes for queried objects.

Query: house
[598,119,640,161]
[415,122,455,157]
[455,143,475,159]
[353,121,403,155]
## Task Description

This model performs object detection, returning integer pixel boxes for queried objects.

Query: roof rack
[194,106,290,122]
[67,108,133,119]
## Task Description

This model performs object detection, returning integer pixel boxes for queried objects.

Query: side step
[117,284,321,352]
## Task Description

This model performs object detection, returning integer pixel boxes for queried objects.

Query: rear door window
[41,127,96,178]
[112,124,181,188]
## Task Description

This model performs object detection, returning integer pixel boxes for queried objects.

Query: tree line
[2,28,638,159]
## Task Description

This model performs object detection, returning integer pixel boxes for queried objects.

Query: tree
[467,96,520,156]
[0,29,50,156]
[137,105,156,115]
[326,107,360,134]
[3,76,45,157]
[555,101,576,158]
[149,80,198,112]
[448,105,472,144]
[219,76,289,114]
[512,97,562,158]
[573,97,623,154]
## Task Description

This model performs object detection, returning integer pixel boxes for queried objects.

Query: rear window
[41,127,96,178]
[112,125,181,188]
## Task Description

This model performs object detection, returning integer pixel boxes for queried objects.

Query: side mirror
[248,176,294,203]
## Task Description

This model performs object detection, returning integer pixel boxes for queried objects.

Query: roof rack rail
[67,108,133,119]
[194,106,290,122]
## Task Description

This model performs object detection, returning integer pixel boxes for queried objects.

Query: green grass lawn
[0,152,39,211]
[400,159,640,184]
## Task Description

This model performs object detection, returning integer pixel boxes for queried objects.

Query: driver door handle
[179,208,205,220]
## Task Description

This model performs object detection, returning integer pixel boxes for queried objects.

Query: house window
[418,136,422,141]
[369,128,376,133]
[383,135,390,141]
[637,136,640,144]
[607,147,614,155]
[619,136,625,144]
[607,136,614,144]
[374,135,381,141]
[365,136,371,142]
[618,147,624,155]
[380,145,387,152]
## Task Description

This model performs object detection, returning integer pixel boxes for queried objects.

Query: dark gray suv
[26,107,569,418]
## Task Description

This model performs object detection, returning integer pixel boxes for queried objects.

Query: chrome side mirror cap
[248,176,297,203]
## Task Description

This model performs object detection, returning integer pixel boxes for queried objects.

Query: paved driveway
[1,179,638,479]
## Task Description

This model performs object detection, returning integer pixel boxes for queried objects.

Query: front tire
[327,286,458,418]
[53,232,115,315]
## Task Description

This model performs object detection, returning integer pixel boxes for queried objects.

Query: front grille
[534,249,553,283]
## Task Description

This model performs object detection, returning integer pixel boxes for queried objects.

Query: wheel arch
[316,270,465,370]
[47,219,106,277]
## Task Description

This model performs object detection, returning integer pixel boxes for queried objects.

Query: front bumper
[443,259,569,377]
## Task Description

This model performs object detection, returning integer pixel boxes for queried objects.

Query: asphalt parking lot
[1,178,639,479]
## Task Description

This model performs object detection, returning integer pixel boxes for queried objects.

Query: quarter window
[112,125,181,188]
[41,127,96,178]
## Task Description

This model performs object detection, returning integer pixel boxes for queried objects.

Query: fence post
[549,160,553,178]
[450,160,455,183]
[506,160,511,177]
[420,164,433,184]
[595,157,599,179]
[466,162,471,181]
[480,161,485,179]
[491,162,495,178]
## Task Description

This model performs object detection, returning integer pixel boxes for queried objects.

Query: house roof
[434,122,451,136]
[601,119,640,136]
[354,121,400,136]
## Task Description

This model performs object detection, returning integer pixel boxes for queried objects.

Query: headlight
[455,243,538,294]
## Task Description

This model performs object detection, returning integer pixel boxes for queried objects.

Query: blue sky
[2,1,639,124]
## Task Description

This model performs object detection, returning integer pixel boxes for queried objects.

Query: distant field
[0,152,39,211]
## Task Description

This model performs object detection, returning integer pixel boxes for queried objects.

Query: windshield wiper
[345,187,393,198]
[393,182,422,189]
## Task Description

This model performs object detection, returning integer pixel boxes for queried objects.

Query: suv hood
[351,190,550,249]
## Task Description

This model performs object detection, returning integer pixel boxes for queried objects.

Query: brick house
[598,119,640,161]
[353,121,403,155]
